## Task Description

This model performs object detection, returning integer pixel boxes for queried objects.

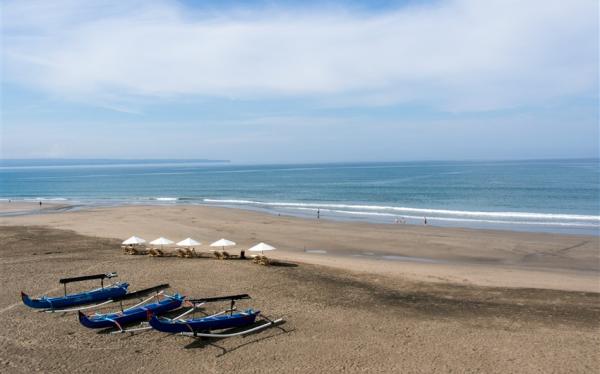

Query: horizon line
[0,157,598,165]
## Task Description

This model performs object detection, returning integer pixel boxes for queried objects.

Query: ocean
[1,159,598,235]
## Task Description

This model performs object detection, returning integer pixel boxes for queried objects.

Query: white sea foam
[202,198,600,223]
[27,197,69,201]
[288,207,599,227]
[0,197,72,203]
[381,255,442,263]
[324,209,599,227]
[305,249,327,254]
[132,196,201,202]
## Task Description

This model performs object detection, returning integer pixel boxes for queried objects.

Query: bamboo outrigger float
[21,272,129,312]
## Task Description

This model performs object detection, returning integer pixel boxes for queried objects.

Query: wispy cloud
[2,0,598,112]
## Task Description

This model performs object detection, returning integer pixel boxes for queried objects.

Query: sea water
[0,159,598,235]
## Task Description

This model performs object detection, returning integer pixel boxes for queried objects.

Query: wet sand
[0,205,599,373]
[0,201,68,215]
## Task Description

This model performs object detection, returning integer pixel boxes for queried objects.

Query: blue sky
[1,0,598,163]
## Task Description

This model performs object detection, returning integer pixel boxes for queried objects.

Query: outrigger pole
[111,283,170,313]
[46,299,114,313]
[59,272,118,296]
[186,293,251,316]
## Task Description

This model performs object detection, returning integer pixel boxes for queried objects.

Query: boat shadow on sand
[267,260,298,268]
[181,319,292,356]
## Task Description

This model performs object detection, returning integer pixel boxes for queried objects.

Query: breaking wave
[202,198,600,228]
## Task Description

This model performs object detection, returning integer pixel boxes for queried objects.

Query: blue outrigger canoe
[78,294,185,331]
[21,283,128,309]
[21,273,128,310]
[149,309,260,333]
[148,293,283,338]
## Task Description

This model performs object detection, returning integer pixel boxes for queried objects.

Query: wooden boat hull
[150,309,260,333]
[78,294,184,329]
[21,283,129,309]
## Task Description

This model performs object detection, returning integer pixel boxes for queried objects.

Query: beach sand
[1,204,598,292]
[0,205,599,373]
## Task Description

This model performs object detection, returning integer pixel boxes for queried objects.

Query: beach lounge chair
[214,250,234,260]
[176,248,196,258]
[252,255,270,266]
[148,248,165,257]
[127,247,147,255]
[185,248,196,258]
[123,245,138,254]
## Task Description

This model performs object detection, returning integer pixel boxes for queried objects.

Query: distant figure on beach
[317,209,320,219]
[394,217,399,224]
[424,217,427,225]
[39,201,42,207]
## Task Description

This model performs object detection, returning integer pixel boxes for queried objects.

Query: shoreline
[1,200,598,237]
[1,203,598,293]
[0,201,72,216]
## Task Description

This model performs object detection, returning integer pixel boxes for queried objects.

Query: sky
[1,0,598,163]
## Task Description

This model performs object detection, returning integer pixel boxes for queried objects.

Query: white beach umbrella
[122,236,146,245]
[210,238,236,251]
[176,238,201,247]
[248,242,276,254]
[150,237,174,249]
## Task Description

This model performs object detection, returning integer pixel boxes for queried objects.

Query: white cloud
[1,0,598,111]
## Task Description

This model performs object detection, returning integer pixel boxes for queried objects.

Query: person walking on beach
[424,217,427,225]
[39,201,42,207]
[317,208,320,219]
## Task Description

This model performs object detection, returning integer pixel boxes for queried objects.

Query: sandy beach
[0,204,599,373]
[1,203,598,292]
